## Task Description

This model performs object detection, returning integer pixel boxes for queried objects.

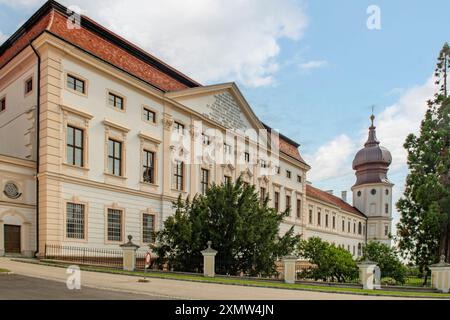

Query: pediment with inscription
[171,88,260,131]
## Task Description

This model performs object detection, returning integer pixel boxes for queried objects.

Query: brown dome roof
[352,115,392,187]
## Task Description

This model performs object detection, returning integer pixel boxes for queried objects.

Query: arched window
[358,222,362,235]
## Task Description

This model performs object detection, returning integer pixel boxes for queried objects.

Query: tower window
[385,189,389,195]
[357,191,362,197]
[371,189,377,195]
[385,204,389,214]
[384,225,389,236]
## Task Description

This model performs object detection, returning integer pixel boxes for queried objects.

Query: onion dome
[352,114,392,187]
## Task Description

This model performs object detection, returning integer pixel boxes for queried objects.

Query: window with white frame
[107,208,123,242]
[67,125,84,167]
[173,160,184,191]
[67,74,85,94]
[143,150,155,184]
[108,139,122,176]
[66,202,85,239]
[108,92,124,110]
[143,107,156,123]
[201,168,209,195]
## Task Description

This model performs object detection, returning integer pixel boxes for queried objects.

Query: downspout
[30,41,40,257]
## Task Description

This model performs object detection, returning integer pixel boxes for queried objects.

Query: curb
[9,259,450,300]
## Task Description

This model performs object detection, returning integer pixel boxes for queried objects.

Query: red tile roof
[0,1,306,162]
[306,185,366,218]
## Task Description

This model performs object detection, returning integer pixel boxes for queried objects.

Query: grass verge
[12,259,450,299]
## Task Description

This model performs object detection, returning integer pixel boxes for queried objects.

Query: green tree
[297,237,358,283]
[396,43,450,283]
[154,177,300,277]
[361,241,406,284]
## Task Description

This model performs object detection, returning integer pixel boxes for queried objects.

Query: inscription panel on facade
[202,92,248,130]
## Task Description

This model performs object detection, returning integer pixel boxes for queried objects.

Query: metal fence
[44,244,123,269]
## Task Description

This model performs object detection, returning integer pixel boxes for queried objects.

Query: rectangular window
[275,166,280,174]
[202,133,210,146]
[143,150,155,184]
[384,225,389,236]
[309,209,313,224]
[107,209,122,242]
[0,97,6,112]
[67,74,85,94]
[317,211,321,226]
[143,108,156,123]
[260,160,267,168]
[353,222,356,234]
[108,92,124,110]
[297,175,302,183]
[142,213,155,243]
[342,220,345,232]
[286,170,291,179]
[66,203,85,239]
[244,152,250,163]
[325,214,329,228]
[332,216,336,229]
[296,199,301,218]
[274,192,280,211]
[175,122,185,135]
[286,195,291,211]
[201,168,209,195]
[66,126,84,167]
[224,143,232,155]
[260,187,266,204]
[173,160,184,191]
[385,204,389,214]
[108,139,122,176]
[348,221,351,233]
[25,78,33,94]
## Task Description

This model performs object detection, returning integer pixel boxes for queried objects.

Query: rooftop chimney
[341,191,347,203]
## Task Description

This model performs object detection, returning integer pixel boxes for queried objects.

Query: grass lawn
[17,259,450,299]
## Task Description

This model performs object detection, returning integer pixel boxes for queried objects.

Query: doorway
[4,225,21,254]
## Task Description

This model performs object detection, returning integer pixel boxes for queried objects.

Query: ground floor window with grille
[66,203,85,239]
[143,213,155,243]
[107,209,123,242]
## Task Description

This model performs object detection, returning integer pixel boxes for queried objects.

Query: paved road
[0,274,166,300]
[0,258,427,300]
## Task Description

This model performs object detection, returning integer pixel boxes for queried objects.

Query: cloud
[304,134,356,182]
[299,59,327,70]
[0,0,309,87]
[0,0,42,10]
[306,76,437,185]
[375,76,437,172]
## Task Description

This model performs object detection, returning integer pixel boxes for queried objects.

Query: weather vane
[370,105,376,126]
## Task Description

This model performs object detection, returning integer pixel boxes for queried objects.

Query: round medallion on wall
[3,182,22,199]
[371,189,377,195]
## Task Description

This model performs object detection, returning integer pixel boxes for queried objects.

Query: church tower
[352,114,393,246]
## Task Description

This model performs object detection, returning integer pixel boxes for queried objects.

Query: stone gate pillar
[120,235,140,271]
[201,241,217,278]
[283,256,298,284]
[357,259,377,290]
[430,255,450,293]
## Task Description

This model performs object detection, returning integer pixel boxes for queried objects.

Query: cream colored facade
[0,4,392,258]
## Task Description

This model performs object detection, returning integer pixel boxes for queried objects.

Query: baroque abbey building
[0,1,392,258]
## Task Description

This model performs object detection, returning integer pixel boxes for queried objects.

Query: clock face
[4,182,21,199]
